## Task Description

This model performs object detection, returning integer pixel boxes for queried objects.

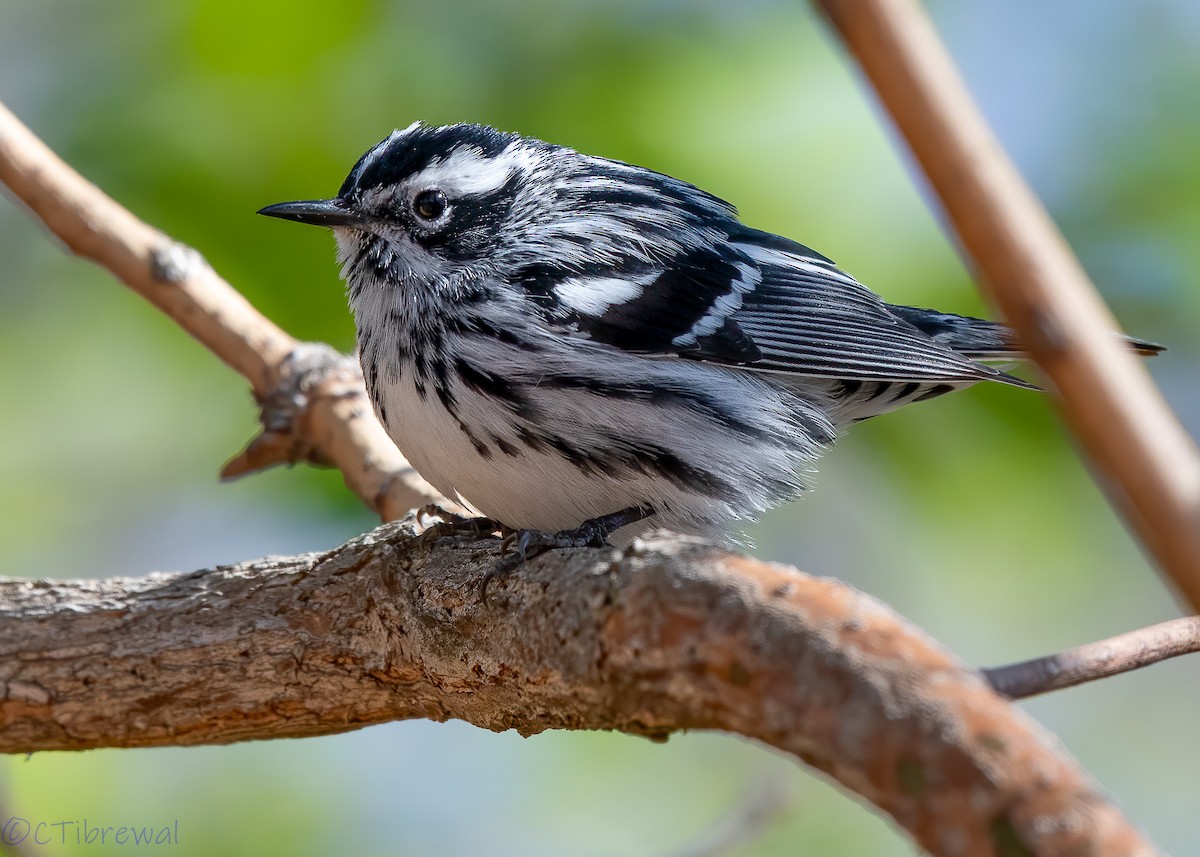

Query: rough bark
[0,523,1155,857]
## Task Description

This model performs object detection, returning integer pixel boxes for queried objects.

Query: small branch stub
[221,343,362,478]
[148,240,204,286]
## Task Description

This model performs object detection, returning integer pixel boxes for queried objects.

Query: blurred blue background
[1,1,1198,854]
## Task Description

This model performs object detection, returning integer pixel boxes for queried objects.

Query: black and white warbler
[260,123,1160,551]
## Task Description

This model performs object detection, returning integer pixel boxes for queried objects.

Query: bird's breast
[356,310,832,538]
[366,351,640,531]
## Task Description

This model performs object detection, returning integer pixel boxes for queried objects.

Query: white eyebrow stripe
[410,144,534,197]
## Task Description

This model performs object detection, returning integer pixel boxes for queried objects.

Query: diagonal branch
[0,101,444,522]
[814,0,1200,608]
[0,524,1158,857]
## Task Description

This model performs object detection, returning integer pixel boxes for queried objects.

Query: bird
[259,122,1161,555]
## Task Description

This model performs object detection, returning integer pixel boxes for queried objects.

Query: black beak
[257,198,371,228]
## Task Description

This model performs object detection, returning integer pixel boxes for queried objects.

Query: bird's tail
[888,304,1165,360]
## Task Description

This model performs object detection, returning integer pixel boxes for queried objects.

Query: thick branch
[814,0,1200,608]
[0,525,1156,857]
[0,101,442,521]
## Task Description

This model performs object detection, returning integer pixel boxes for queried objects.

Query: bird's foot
[415,504,507,547]
[482,505,654,599]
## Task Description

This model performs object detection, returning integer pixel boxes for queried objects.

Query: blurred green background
[1,0,1198,854]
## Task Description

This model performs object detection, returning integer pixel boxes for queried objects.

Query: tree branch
[814,0,1200,609]
[984,616,1200,700]
[0,524,1157,857]
[0,101,445,522]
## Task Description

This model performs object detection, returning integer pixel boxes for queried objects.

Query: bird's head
[260,122,738,306]
[260,123,553,292]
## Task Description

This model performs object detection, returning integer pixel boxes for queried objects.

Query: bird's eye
[413,189,448,221]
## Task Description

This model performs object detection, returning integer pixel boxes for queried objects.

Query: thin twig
[814,0,1200,609]
[985,616,1200,700]
[0,100,444,520]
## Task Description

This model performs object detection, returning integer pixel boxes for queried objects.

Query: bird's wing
[718,229,1028,384]
[523,224,1029,387]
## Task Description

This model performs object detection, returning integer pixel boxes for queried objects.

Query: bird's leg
[504,504,654,557]
[483,505,654,599]
[415,504,507,546]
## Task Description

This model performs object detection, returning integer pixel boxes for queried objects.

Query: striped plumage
[260,123,1159,543]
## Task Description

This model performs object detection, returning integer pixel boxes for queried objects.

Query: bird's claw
[415,505,503,547]
[500,525,605,557]
[483,504,653,601]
